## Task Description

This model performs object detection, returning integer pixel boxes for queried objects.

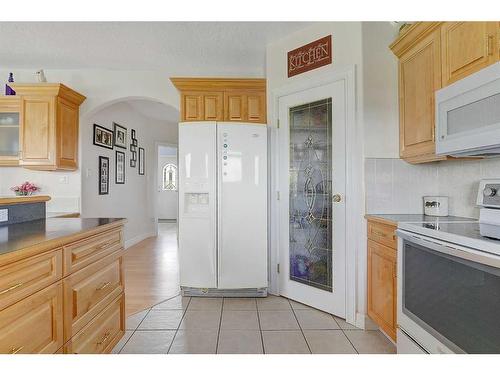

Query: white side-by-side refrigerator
[178,121,268,296]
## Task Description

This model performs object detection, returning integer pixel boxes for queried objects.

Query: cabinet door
[0,98,21,166]
[246,91,266,123]
[203,92,223,121]
[399,28,443,162]
[57,97,79,170]
[224,92,245,121]
[0,282,63,354]
[181,92,203,121]
[19,96,56,167]
[441,22,499,86]
[367,240,397,341]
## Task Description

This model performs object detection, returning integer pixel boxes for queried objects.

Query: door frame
[269,66,360,327]
[154,141,179,236]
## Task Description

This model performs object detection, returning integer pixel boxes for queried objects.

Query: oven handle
[396,229,500,269]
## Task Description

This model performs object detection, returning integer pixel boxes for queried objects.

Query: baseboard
[356,312,381,330]
[124,231,156,249]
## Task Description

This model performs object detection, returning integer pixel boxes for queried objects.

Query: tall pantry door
[217,123,268,289]
[178,122,217,288]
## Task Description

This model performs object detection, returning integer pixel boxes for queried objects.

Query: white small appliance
[178,121,268,297]
[396,179,500,353]
[423,196,448,216]
[436,62,500,156]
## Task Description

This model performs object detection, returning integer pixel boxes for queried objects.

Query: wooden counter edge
[0,219,127,267]
[0,195,51,206]
[364,215,398,227]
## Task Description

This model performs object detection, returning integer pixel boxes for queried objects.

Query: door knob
[332,194,342,203]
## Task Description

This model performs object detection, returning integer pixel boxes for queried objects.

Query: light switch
[0,209,8,223]
[59,175,69,184]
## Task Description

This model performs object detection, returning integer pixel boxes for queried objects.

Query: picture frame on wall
[115,150,125,184]
[138,147,145,175]
[131,129,136,139]
[132,138,138,146]
[98,156,110,195]
[93,124,113,149]
[113,122,127,149]
[130,159,136,168]
[130,143,136,152]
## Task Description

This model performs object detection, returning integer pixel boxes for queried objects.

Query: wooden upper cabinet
[398,27,444,162]
[171,78,266,124]
[441,22,499,86]
[10,83,86,171]
[0,97,21,166]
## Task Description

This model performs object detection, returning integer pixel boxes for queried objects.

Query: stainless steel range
[396,179,500,354]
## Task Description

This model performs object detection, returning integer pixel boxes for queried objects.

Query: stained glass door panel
[289,98,332,292]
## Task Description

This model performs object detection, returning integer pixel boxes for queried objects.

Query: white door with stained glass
[278,81,346,318]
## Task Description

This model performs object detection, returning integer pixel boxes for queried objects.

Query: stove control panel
[477,179,500,208]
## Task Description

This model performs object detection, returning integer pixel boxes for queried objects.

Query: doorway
[278,81,347,318]
[156,144,178,223]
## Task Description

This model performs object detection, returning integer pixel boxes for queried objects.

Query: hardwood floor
[123,222,180,316]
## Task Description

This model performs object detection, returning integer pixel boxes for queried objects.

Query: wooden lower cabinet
[366,217,397,342]
[0,221,125,354]
[64,294,124,354]
[0,282,64,354]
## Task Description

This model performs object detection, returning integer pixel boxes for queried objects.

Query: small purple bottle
[5,73,15,95]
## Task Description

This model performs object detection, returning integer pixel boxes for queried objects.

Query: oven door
[397,230,500,354]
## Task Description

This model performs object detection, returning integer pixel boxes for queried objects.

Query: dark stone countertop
[0,217,125,257]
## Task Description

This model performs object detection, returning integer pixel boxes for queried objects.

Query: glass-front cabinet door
[0,97,21,166]
[289,98,333,291]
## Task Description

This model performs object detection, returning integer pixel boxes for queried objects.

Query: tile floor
[112,294,396,354]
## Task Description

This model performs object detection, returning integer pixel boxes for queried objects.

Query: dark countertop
[365,214,477,226]
[0,217,125,258]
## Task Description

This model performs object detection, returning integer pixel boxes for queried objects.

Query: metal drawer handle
[10,346,24,354]
[97,331,111,346]
[372,230,387,238]
[96,242,111,251]
[96,282,112,291]
[0,282,23,296]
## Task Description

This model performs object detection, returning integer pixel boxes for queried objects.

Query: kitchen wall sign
[287,35,332,77]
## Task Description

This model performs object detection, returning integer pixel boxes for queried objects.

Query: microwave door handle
[396,230,500,271]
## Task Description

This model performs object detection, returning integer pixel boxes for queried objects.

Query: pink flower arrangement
[10,181,40,196]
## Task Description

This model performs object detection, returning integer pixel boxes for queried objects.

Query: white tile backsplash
[365,157,500,218]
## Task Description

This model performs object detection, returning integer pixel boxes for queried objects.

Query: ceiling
[0,22,311,75]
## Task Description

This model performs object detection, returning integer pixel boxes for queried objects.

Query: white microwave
[436,62,500,157]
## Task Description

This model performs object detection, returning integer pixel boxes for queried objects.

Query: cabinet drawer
[0,249,62,310]
[0,282,63,354]
[65,293,125,354]
[63,227,123,275]
[63,252,124,341]
[367,221,397,249]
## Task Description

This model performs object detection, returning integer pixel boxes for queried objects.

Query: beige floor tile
[111,331,133,354]
[256,295,291,311]
[179,310,221,330]
[333,316,361,330]
[223,298,257,311]
[258,310,300,330]
[303,330,357,354]
[188,297,223,311]
[220,310,260,330]
[289,300,315,310]
[169,330,218,354]
[294,309,340,330]
[262,331,310,354]
[125,309,149,331]
[120,330,176,354]
[217,330,263,354]
[344,330,396,354]
[152,296,190,310]
[137,309,184,330]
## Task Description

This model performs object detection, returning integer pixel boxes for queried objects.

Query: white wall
[266,22,365,325]
[81,101,177,246]
[362,22,399,159]
[157,154,178,220]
